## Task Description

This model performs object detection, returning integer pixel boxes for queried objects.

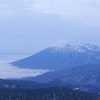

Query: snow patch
[50,40,72,48]
[50,40,85,53]
[78,43,100,51]
[49,41,100,53]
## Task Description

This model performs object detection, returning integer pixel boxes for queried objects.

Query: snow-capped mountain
[50,40,100,53]
[11,41,100,70]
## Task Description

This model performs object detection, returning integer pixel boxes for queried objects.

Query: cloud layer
[0,0,100,25]
[0,54,49,79]
[29,0,100,17]
[0,63,48,79]
[29,0,100,25]
[0,0,100,17]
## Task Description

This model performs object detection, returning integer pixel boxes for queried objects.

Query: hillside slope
[11,42,100,70]
[22,64,100,88]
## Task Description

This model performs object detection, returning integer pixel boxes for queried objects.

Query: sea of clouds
[0,54,49,79]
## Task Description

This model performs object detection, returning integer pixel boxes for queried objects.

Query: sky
[0,0,100,79]
[0,0,100,54]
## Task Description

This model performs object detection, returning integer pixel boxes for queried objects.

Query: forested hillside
[0,87,99,100]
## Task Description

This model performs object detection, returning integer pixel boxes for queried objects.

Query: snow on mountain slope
[50,40,100,53]
[78,43,100,51]
[11,41,100,70]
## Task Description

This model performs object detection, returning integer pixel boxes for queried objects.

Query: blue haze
[0,0,100,54]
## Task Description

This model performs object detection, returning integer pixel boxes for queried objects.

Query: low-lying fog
[0,54,49,79]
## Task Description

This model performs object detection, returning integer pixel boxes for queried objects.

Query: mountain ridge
[21,64,100,89]
[11,42,100,70]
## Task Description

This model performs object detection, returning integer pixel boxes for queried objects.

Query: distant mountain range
[10,41,100,94]
[17,64,100,94]
[22,64,100,87]
[0,79,99,94]
[0,86,98,100]
[11,41,100,70]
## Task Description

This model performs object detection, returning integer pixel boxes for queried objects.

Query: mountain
[0,79,66,89]
[0,87,99,100]
[0,79,47,89]
[11,41,100,70]
[21,64,100,88]
[0,79,99,99]
[0,79,99,93]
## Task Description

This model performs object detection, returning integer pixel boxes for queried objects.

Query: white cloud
[28,0,100,17]
[0,0,100,25]
[0,4,14,16]
[27,0,100,25]
[0,54,49,79]
[0,0,28,16]
[1,0,100,17]
[0,62,49,79]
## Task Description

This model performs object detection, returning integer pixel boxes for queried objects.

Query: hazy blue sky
[0,0,100,54]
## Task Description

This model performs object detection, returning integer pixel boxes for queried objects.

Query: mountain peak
[49,40,100,52]
[50,40,85,53]
[50,40,73,48]
[11,41,100,70]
